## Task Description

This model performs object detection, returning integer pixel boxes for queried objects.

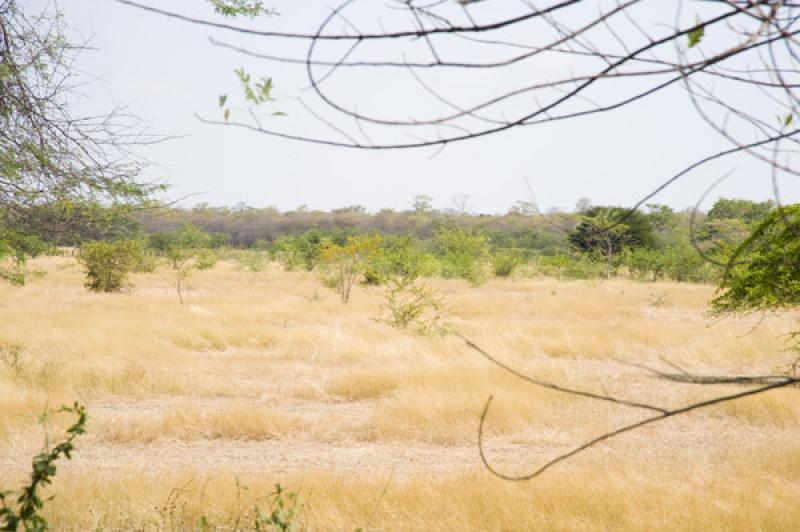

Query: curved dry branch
[459,334,800,482]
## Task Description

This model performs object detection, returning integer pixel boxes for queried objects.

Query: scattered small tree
[569,207,654,279]
[450,194,473,216]
[319,234,381,303]
[0,231,46,286]
[506,200,539,217]
[411,195,434,215]
[152,224,214,304]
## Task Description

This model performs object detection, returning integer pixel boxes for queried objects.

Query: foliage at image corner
[0,0,163,288]
[710,204,800,318]
[0,402,87,532]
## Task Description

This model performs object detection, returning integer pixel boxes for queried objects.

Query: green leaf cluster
[688,16,705,48]
[208,0,276,18]
[711,205,800,316]
[0,403,87,532]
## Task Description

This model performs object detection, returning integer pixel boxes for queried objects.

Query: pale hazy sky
[43,0,800,213]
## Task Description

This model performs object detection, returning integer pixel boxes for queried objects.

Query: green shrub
[274,231,330,272]
[149,224,214,256]
[237,250,268,272]
[274,235,304,271]
[491,249,524,277]
[377,277,450,335]
[0,231,47,286]
[363,235,438,285]
[536,253,606,280]
[622,247,666,282]
[195,248,219,270]
[662,243,715,283]
[433,227,490,285]
[79,240,148,292]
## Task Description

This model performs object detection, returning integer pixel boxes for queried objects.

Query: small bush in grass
[237,250,268,272]
[372,237,451,335]
[79,239,148,292]
[378,276,451,335]
[491,250,524,277]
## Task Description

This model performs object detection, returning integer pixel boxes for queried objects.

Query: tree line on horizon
[1,195,782,287]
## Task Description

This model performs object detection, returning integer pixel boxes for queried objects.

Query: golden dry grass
[92,402,306,443]
[1,256,799,530]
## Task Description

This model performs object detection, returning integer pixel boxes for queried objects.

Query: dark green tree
[711,204,800,370]
[711,205,800,317]
[569,206,654,278]
[569,207,654,253]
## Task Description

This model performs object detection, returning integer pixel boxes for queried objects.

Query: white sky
[43,0,800,213]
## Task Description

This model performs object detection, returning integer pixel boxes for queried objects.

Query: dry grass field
[1,256,799,530]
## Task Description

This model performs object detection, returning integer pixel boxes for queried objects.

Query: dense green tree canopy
[569,206,655,255]
[711,205,800,317]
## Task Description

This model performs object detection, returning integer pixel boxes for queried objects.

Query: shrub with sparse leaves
[320,234,381,303]
[378,276,450,335]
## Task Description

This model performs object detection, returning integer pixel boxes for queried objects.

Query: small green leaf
[218,94,228,107]
[688,16,705,48]
[258,77,273,100]
[224,108,230,122]
[271,111,287,117]
[784,113,793,126]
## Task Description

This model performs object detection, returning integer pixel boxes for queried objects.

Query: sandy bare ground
[3,355,791,479]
